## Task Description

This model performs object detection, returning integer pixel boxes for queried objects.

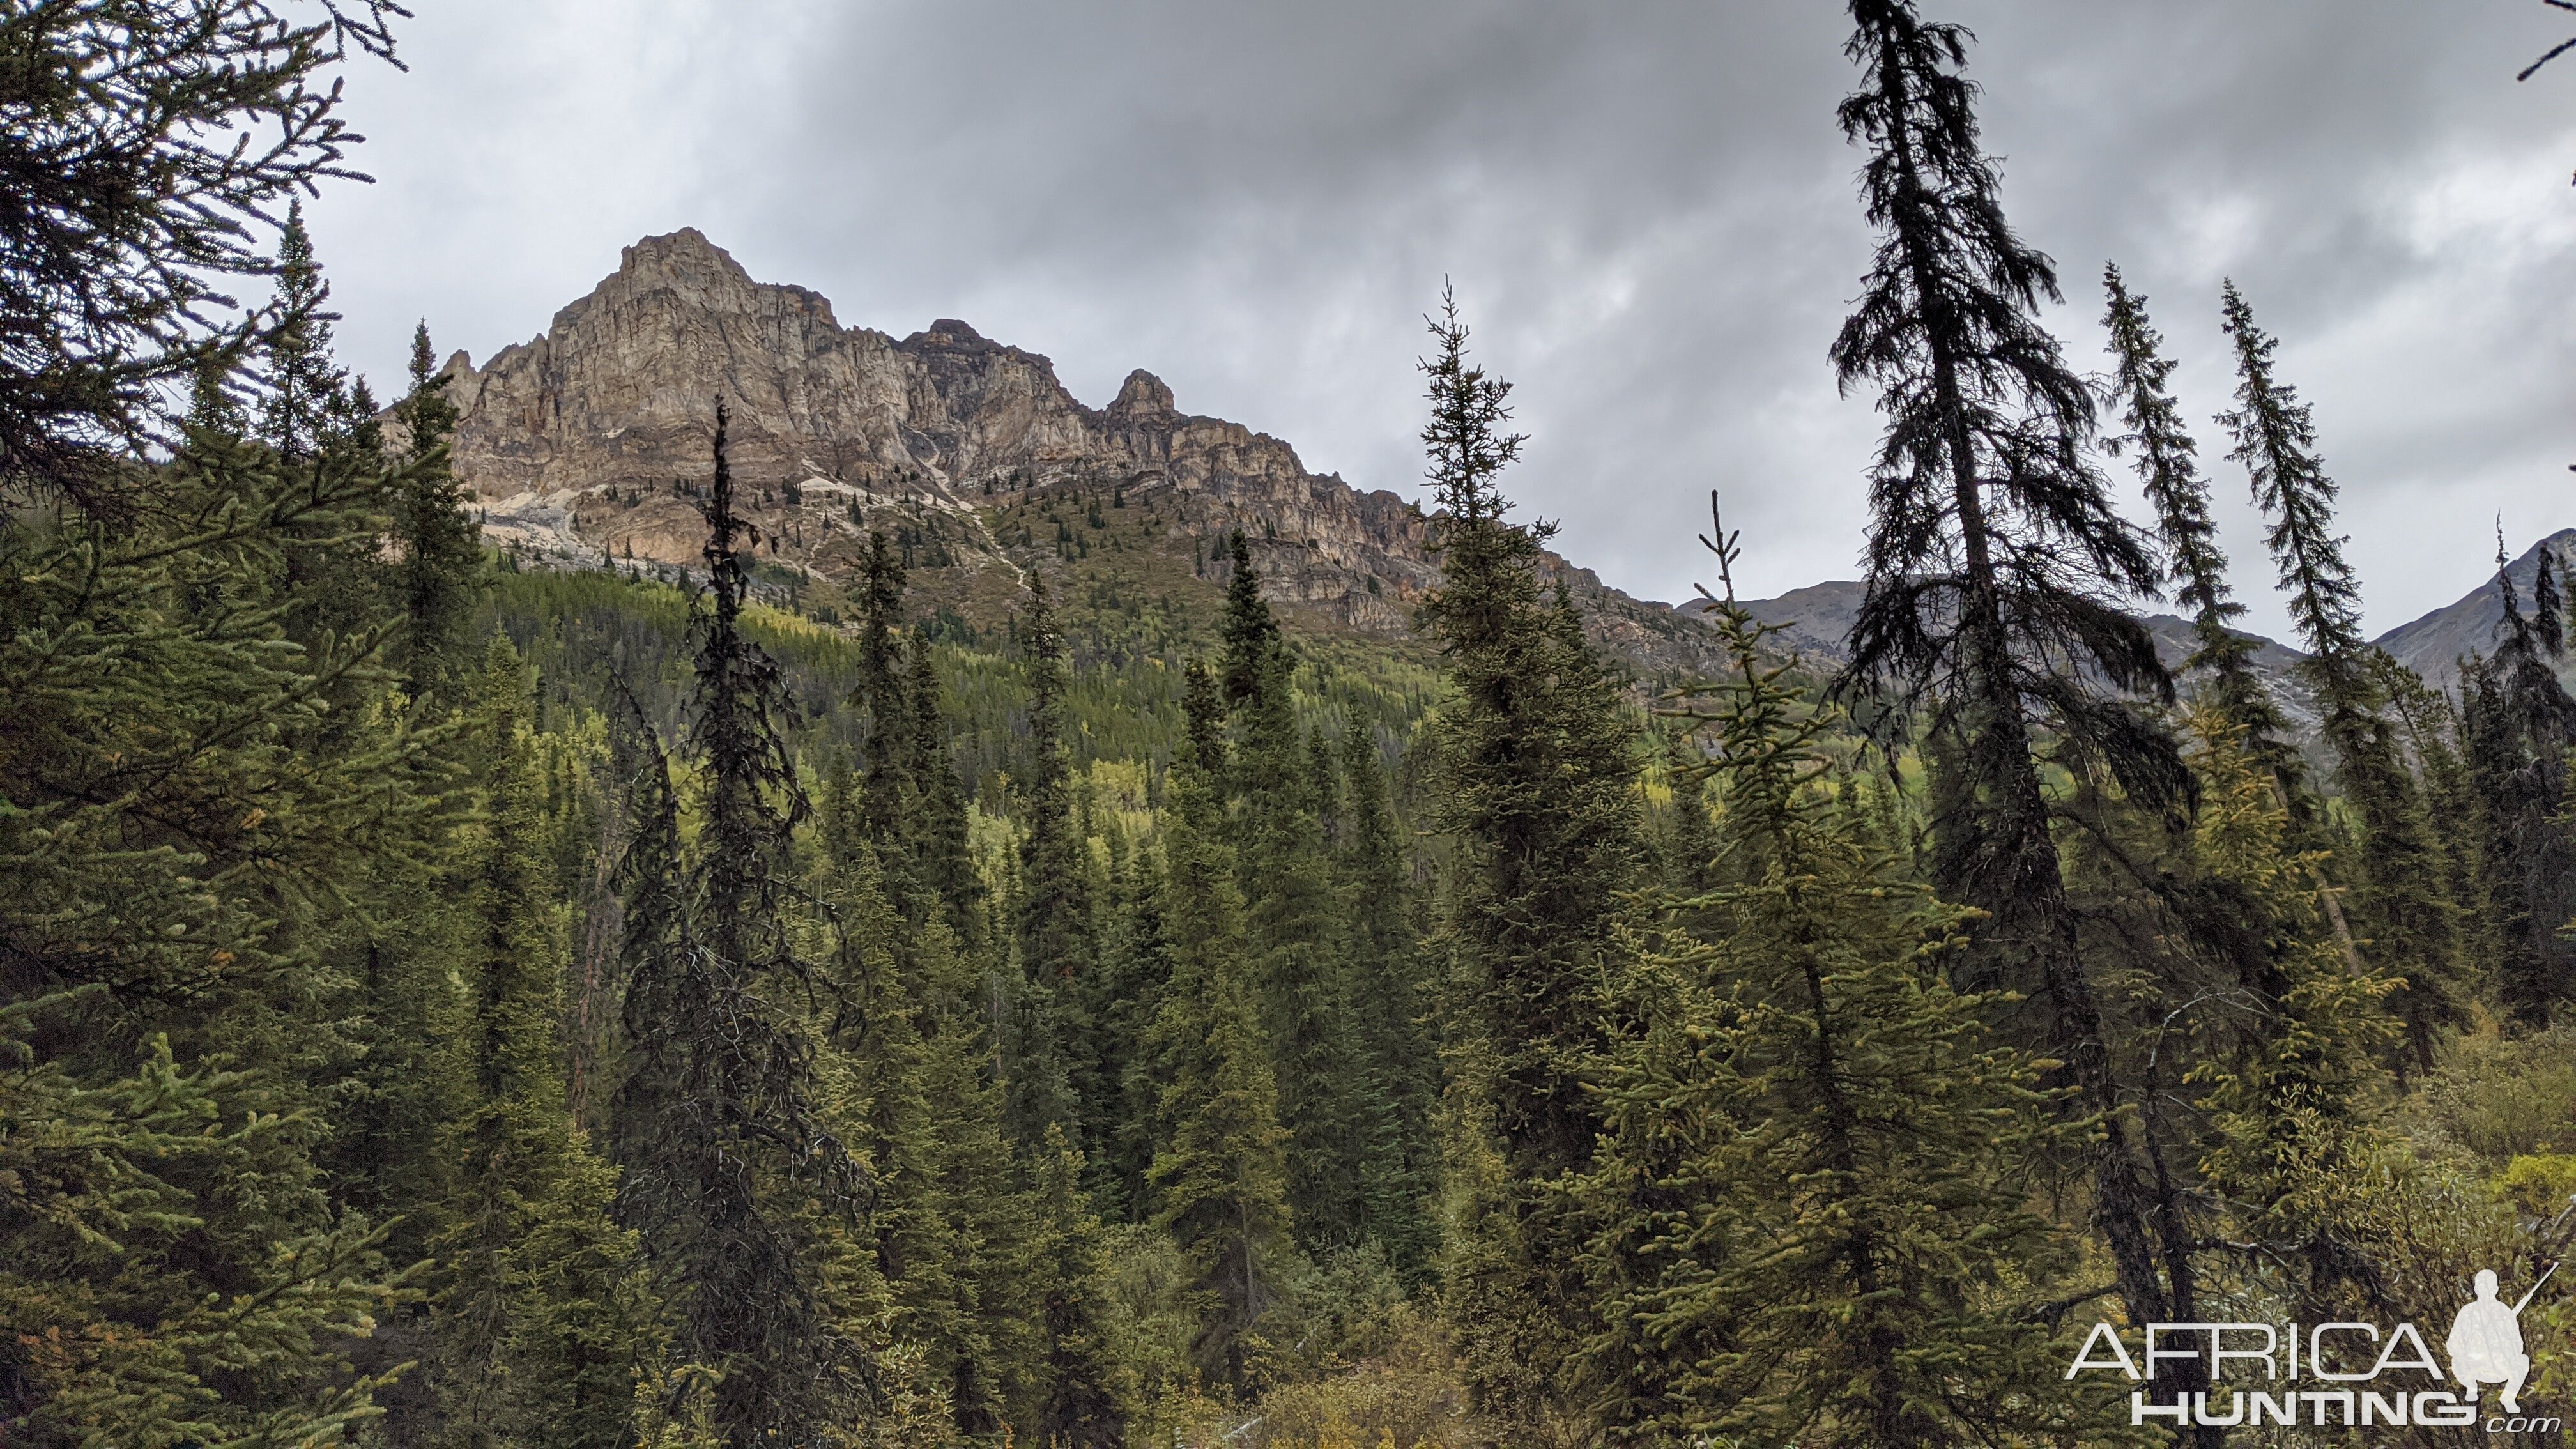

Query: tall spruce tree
[388,321,482,693]
[262,201,346,467]
[1417,290,1641,1430]
[2218,280,2462,1070]
[1011,573,1088,1148]
[855,532,913,878]
[1218,531,1366,1248]
[2460,535,2576,1024]
[608,402,873,1445]
[1142,661,1296,1395]
[1583,505,2096,1448]
[2103,263,2296,772]
[433,636,648,1449]
[1828,3,2209,1413]
[810,773,1037,1442]
[1096,824,1174,1220]
[1335,719,1441,1284]
[2104,264,2366,965]
[905,629,983,937]
[0,427,433,1443]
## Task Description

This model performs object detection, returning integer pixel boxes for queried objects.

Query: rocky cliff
[442,228,1724,676]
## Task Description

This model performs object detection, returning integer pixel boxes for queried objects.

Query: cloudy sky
[306,1,2576,638]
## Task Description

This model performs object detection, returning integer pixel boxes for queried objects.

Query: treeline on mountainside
[8,3,2576,1449]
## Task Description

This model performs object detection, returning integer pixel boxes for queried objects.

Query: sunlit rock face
[439,227,1733,675]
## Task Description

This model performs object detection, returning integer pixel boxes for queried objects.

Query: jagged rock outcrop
[441,228,1731,675]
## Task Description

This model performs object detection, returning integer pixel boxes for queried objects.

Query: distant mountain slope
[1699,536,2576,732]
[2372,528,2576,688]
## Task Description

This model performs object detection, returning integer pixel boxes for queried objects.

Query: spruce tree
[1416,291,1640,1428]
[2102,264,2294,769]
[608,401,873,1445]
[1829,9,2214,1404]
[2460,535,2576,1024]
[0,0,404,510]
[1,344,437,1447]
[1335,719,1441,1284]
[2181,704,2401,1322]
[906,629,982,937]
[1010,572,1088,1147]
[1084,820,1169,1222]
[855,532,913,875]
[1142,661,1296,1395]
[390,321,482,693]
[811,792,1034,1441]
[434,635,648,1449]
[2219,280,2462,1069]
[1027,1127,1127,1448]
[2104,264,2365,962]
[1218,530,1365,1247]
[262,201,348,467]
[1583,507,2095,1448]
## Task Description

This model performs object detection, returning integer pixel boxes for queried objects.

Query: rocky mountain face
[441,229,1724,677]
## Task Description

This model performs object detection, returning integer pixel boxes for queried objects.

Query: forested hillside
[6,4,2575,1449]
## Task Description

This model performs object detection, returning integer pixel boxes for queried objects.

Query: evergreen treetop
[2219,280,2367,687]
[0,0,403,511]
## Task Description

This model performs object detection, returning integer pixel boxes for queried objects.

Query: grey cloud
[310,0,2575,638]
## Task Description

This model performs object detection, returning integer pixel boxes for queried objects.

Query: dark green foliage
[0,367,441,1442]
[1087,825,1170,1221]
[1335,721,1441,1284]
[907,629,983,936]
[2103,264,2294,774]
[1142,665,1296,1393]
[391,322,483,693]
[857,532,911,862]
[432,636,650,1449]
[1416,291,1641,1427]
[1010,572,1089,1149]
[2458,537,2576,1025]
[2220,281,2462,1070]
[1029,1129,1128,1448]
[1583,515,2092,1448]
[262,202,350,465]
[1220,532,1366,1248]
[606,403,873,1445]
[1829,6,2205,1402]
[812,800,1032,1439]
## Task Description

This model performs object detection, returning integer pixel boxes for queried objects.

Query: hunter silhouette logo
[2450,1262,2555,1414]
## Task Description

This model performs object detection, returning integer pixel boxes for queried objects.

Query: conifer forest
[10,3,2576,1446]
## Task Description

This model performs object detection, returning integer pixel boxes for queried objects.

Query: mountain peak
[617,227,749,283]
[1107,368,1177,420]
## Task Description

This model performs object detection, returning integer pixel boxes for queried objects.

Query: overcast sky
[305,1,2576,638]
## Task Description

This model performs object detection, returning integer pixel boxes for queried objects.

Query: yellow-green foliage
[1249,1315,1469,1449]
[2494,1153,2576,1218]
[2405,1023,2576,1162]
